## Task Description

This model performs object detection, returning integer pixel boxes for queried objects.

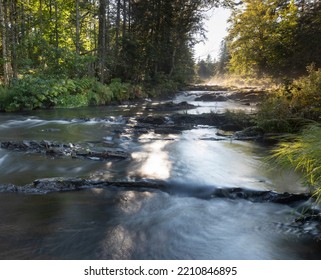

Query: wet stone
[145,101,197,111]
[0,140,129,161]
[195,94,228,102]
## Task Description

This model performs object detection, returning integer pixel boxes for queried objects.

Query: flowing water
[0,91,320,259]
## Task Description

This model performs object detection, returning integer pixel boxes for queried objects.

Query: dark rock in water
[0,184,18,193]
[0,140,129,160]
[67,116,128,124]
[0,177,311,206]
[0,178,167,194]
[233,126,265,140]
[0,140,63,152]
[171,113,227,127]
[136,112,254,134]
[137,116,168,125]
[145,101,196,111]
[76,149,129,160]
[219,123,244,132]
[195,94,228,102]
[227,90,265,103]
[211,187,310,205]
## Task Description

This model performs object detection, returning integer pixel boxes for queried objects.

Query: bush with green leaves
[0,75,146,112]
[0,86,9,111]
[257,66,321,132]
[288,65,321,120]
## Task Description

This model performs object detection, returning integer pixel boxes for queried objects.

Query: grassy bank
[270,125,321,202]
[255,67,321,201]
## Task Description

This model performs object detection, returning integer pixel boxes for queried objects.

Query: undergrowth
[0,76,146,111]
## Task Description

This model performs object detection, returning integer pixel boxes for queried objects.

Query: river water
[0,90,320,259]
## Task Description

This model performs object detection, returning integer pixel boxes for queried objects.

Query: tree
[226,0,321,78]
[0,0,12,85]
[0,0,231,86]
[197,55,216,79]
[216,39,229,75]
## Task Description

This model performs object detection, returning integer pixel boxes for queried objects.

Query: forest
[0,0,224,111]
[0,0,321,198]
[1,0,321,262]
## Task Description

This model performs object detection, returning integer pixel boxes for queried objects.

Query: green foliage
[226,0,321,78]
[257,66,321,132]
[146,72,180,97]
[108,79,129,101]
[257,93,293,133]
[271,125,321,202]
[196,55,216,80]
[224,109,256,129]
[0,86,10,111]
[0,76,143,112]
[287,66,321,119]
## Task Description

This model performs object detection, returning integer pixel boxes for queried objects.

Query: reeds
[271,125,321,202]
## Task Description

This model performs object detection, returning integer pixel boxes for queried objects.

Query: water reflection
[100,225,134,259]
[130,140,172,180]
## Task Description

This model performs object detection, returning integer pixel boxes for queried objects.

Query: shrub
[0,86,10,111]
[289,65,321,120]
[108,78,130,101]
[257,66,321,132]
[0,75,146,111]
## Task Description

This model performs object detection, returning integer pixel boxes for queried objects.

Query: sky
[193,7,231,61]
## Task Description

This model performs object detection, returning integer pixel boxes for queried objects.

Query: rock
[211,187,310,205]
[195,94,228,102]
[228,90,265,102]
[233,126,265,140]
[145,101,197,111]
[137,116,168,125]
[171,113,227,127]
[0,184,18,193]
[0,178,168,194]
[219,123,244,132]
[0,140,129,160]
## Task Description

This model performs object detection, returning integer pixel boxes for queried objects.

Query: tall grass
[271,125,321,202]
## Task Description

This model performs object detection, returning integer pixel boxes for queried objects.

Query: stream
[0,89,320,260]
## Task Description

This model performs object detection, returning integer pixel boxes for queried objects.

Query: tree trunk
[115,0,121,55]
[98,0,109,83]
[0,0,12,85]
[75,0,80,54]
[54,1,59,50]
[9,0,17,79]
[169,48,176,77]
[122,0,127,40]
